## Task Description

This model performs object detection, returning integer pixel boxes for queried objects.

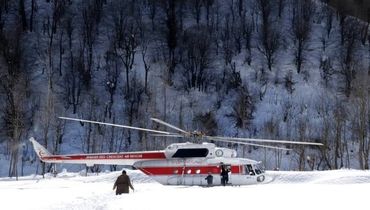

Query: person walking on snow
[113,170,134,195]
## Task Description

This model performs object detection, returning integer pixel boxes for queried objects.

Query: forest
[0,0,369,178]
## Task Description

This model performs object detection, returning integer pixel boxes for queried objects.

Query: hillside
[0,0,369,177]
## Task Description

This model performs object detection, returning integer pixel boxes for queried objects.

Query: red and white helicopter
[30,116,323,186]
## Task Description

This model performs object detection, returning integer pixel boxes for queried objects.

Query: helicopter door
[226,165,232,184]
[245,164,255,176]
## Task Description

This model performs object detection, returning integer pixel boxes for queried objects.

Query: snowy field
[1,169,370,210]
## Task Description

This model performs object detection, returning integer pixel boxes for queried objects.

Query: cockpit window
[255,167,261,175]
[172,148,209,158]
[254,164,265,175]
[245,164,255,175]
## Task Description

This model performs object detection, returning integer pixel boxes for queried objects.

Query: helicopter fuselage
[30,139,265,186]
[134,157,265,186]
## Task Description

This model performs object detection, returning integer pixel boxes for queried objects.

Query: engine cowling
[164,142,237,159]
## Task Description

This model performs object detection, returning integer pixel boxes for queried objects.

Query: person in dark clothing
[225,166,230,184]
[113,170,134,195]
[220,165,229,186]
[205,172,213,186]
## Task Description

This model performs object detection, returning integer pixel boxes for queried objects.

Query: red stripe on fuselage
[138,165,241,175]
[42,151,166,161]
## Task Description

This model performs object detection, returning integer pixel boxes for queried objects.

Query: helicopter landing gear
[257,175,265,182]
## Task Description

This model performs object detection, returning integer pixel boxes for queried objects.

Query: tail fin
[29,137,52,159]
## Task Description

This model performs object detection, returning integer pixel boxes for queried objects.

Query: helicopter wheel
[257,175,265,182]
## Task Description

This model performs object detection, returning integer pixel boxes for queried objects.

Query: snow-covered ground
[1,169,370,210]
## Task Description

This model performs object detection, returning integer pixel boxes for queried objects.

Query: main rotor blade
[59,116,171,135]
[150,118,190,135]
[208,136,323,146]
[208,137,292,151]
[149,134,184,138]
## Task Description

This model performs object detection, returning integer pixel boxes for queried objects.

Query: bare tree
[236,0,244,18]
[338,18,361,97]
[57,28,64,76]
[241,11,254,65]
[64,47,82,114]
[81,2,99,89]
[290,0,315,74]
[82,94,103,173]
[316,96,334,170]
[297,118,308,170]
[180,27,212,91]
[320,56,334,88]
[277,0,286,18]
[323,5,334,38]
[0,27,26,180]
[262,117,280,169]
[104,49,119,119]
[336,0,348,46]
[208,0,221,56]
[1,78,26,179]
[162,0,178,81]
[318,2,334,61]
[0,0,9,13]
[112,5,139,95]
[224,62,242,94]
[351,71,370,169]
[333,102,346,169]
[147,0,157,31]
[220,15,234,66]
[190,0,202,25]
[40,78,55,176]
[62,16,82,114]
[53,119,65,156]
[107,114,117,171]
[138,17,151,95]
[204,0,214,26]
[256,0,281,71]
[284,70,295,94]
[19,0,27,31]
[226,87,254,129]
[29,0,37,32]
[257,26,280,71]
[219,15,236,86]
[40,0,67,89]
[124,75,145,146]
[232,18,243,54]
[0,3,5,34]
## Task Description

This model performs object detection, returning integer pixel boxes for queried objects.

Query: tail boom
[29,137,166,166]
[40,151,166,166]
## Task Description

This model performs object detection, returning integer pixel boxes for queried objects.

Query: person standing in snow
[220,165,229,186]
[113,170,134,195]
[205,172,213,186]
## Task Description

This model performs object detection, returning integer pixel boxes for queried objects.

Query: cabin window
[172,148,209,158]
[196,169,201,174]
[187,169,192,174]
[173,169,178,174]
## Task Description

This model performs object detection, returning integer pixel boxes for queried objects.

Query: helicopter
[30,116,323,186]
